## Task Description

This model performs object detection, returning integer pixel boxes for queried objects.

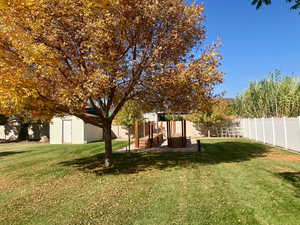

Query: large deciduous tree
[0,0,223,167]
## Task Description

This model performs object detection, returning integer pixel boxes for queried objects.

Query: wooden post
[148,122,151,139]
[149,121,153,147]
[146,122,149,137]
[166,121,169,138]
[167,121,171,147]
[181,120,184,146]
[197,140,201,152]
[184,120,187,146]
[143,121,146,137]
[134,121,139,148]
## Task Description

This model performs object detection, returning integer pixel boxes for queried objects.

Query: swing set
[134,121,164,149]
[134,119,187,149]
[166,120,187,148]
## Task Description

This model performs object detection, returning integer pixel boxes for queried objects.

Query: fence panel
[249,119,256,140]
[241,119,247,138]
[264,118,273,144]
[274,118,285,148]
[241,117,300,152]
[286,118,300,152]
[256,119,264,143]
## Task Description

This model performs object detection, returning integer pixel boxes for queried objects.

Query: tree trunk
[103,122,113,167]
[128,126,131,152]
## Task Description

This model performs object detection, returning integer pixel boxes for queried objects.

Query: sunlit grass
[0,139,300,225]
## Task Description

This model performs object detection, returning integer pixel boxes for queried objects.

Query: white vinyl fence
[240,117,300,152]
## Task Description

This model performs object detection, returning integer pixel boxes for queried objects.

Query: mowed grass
[1,139,300,225]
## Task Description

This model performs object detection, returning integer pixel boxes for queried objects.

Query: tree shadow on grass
[59,141,271,176]
[277,172,300,197]
[0,151,29,158]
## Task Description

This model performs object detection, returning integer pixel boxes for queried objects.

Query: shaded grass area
[1,139,300,225]
[59,140,269,175]
[278,172,300,197]
[0,151,29,157]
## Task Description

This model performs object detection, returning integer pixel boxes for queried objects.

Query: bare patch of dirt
[273,166,298,173]
[267,153,300,162]
[0,177,10,191]
[262,148,300,162]
[0,176,24,192]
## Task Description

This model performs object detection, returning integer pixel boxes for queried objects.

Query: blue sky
[191,0,300,97]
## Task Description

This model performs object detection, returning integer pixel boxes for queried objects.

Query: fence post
[262,118,266,144]
[283,117,288,149]
[240,119,244,137]
[298,116,300,134]
[248,118,251,139]
[272,117,276,146]
[242,119,246,138]
[298,117,300,150]
[254,118,258,141]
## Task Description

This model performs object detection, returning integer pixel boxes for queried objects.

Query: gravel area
[117,138,204,153]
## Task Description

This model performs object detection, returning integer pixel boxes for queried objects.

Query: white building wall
[158,121,203,138]
[71,116,85,144]
[84,123,103,143]
[0,125,5,140]
[111,125,130,139]
[186,121,202,138]
[50,116,104,144]
[50,117,63,144]
[50,116,85,144]
[143,112,158,122]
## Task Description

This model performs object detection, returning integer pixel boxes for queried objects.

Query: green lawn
[1,139,300,225]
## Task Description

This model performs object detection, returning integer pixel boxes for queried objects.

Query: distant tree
[187,100,231,137]
[114,101,143,151]
[232,71,300,118]
[0,115,30,141]
[251,0,300,10]
[0,114,8,125]
[164,114,183,121]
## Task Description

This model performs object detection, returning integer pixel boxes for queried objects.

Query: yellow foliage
[0,0,223,126]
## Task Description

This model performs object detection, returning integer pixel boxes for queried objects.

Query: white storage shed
[50,116,103,144]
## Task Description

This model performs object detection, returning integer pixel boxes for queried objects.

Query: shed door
[63,120,72,144]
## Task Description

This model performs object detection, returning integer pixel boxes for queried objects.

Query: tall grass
[232,71,300,118]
